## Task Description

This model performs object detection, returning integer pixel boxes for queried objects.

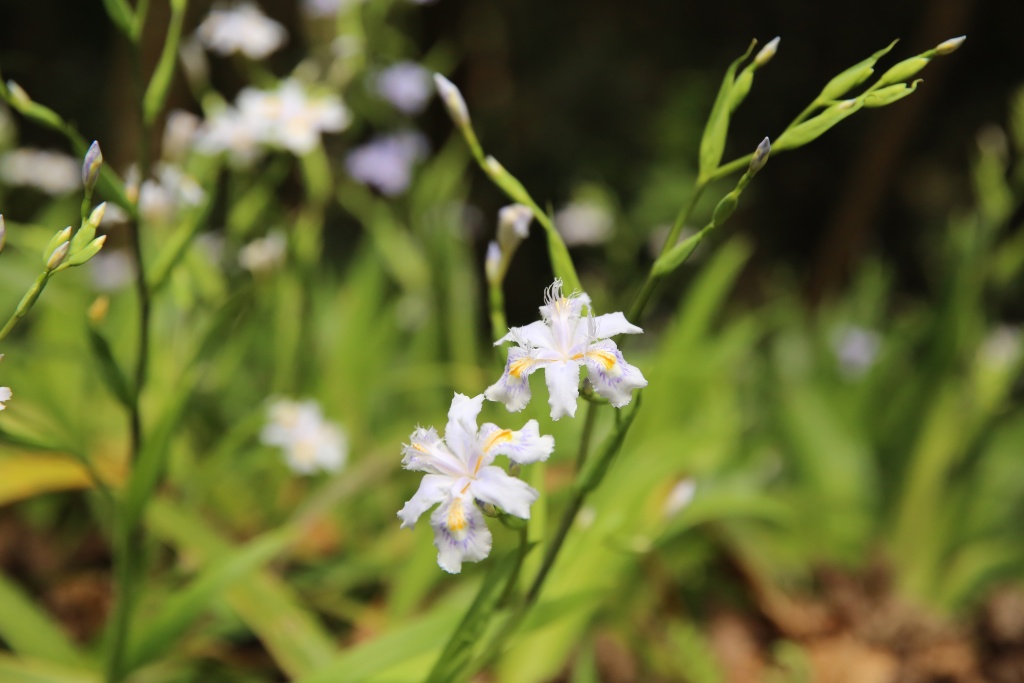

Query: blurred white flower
[261,399,347,475]
[162,109,201,162]
[197,2,287,60]
[138,163,205,225]
[89,250,135,292]
[197,80,350,161]
[663,478,697,518]
[979,326,1022,370]
[0,148,80,195]
[555,200,614,246]
[238,231,287,273]
[375,62,433,115]
[345,131,428,195]
[487,279,648,420]
[398,393,554,573]
[832,325,881,378]
[301,0,362,18]
[98,202,130,227]
[194,106,264,167]
[0,354,9,411]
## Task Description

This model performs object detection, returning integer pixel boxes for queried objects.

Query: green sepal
[875,56,930,89]
[42,228,70,264]
[698,40,757,182]
[652,232,705,278]
[56,236,105,270]
[773,99,864,152]
[817,39,899,102]
[863,79,922,108]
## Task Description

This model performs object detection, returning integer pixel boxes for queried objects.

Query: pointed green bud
[43,226,71,264]
[497,203,533,254]
[57,235,106,270]
[863,79,921,107]
[700,40,757,178]
[817,39,898,102]
[485,240,502,285]
[933,35,965,56]
[749,136,771,175]
[754,36,780,67]
[82,141,103,194]
[46,241,70,271]
[5,80,30,107]
[433,73,470,128]
[712,191,739,225]
[0,215,6,255]
[87,202,107,228]
[875,56,930,89]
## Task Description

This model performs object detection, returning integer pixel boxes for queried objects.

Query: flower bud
[82,140,103,193]
[0,215,6,255]
[433,73,470,128]
[46,241,70,271]
[748,136,771,175]
[88,295,110,326]
[754,36,780,68]
[485,240,502,284]
[43,226,71,264]
[497,203,532,253]
[933,35,966,56]
[5,80,30,107]
[712,191,739,225]
[875,56,930,89]
[87,202,107,228]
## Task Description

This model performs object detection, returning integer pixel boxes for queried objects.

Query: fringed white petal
[591,312,643,339]
[583,339,648,407]
[479,420,554,465]
[430,493,492,574]
[470,466,539,519]
[397,473,452,529]
[444,393,484,463]
[544,360,582,420]
[401,427,464,477]
[485,346,543,413]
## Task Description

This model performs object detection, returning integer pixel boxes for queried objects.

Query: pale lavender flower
[833,326,881,378]
[345,131,428,195]
[554,200,614,246]
[375,62,433,115]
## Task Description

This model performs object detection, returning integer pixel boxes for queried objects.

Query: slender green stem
[0,273,51,342]
[574,402,598,471]
[488,279,508,346]
[106,29,155,683]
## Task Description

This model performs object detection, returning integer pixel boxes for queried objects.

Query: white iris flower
[486,279,648,420]
[398,393,554,574]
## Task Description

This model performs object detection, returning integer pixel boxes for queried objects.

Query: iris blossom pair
[399,280,648,572]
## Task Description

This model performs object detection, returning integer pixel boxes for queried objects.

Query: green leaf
[100,0,135,38]
[772,99,864,152]
[862,79,921,108]
[425,551,522,683]
[146,500,336,678]
[698,40,757,181]
[142,0,188,124]
[0,654,97,683]
[0,572,87,667]
[86,326,135,408]
[123,525,295,673]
